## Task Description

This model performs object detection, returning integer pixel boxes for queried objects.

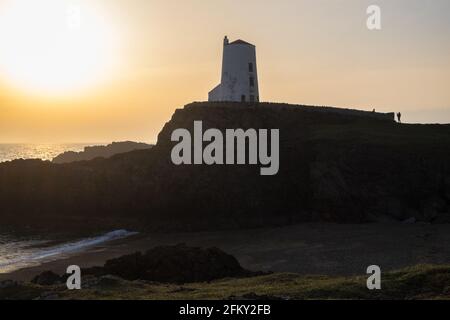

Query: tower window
[250,95,255,102]
[249,62,254,72]
[241,95,246,102]
[249,76,254,87]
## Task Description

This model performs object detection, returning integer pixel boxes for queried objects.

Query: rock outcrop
[31,271,62,286]
[0,102,449,230]
[52,141,153,164]
[84,244,261,283]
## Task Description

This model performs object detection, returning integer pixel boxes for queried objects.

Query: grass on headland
[1,264,450,300]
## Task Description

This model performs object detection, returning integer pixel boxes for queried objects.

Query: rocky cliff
[52,141,153,164]
[1,102,449,231]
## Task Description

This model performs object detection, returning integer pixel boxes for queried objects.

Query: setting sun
[0,0,119,96]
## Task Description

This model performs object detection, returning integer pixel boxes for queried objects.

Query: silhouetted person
[372,109,376,113]
[397,112,402,123]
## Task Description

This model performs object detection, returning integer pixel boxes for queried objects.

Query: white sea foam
[0,230,138,273]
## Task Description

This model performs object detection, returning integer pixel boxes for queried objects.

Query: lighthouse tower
[208,36,259,103]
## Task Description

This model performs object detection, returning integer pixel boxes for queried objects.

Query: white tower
[209,36,259,103]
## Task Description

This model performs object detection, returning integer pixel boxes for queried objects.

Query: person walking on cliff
[397,112,402,123]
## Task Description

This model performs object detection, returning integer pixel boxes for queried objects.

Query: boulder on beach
[84,244,263,284]
[31,271,62,286]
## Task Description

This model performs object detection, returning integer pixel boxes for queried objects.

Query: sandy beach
[2,223,450,282]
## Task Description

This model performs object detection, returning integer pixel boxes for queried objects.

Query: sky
[0,0,449,143]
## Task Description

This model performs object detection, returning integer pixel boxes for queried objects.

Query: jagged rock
[31,271,62,286]
[52,141,153,164]
[84,244,262,284]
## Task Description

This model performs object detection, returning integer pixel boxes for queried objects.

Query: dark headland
[2,102,450,300]
[52,141,153,164]
[1,102,450,232]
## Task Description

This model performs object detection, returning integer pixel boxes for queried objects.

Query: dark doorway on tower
[241,95,246,102]
[250,95,255,102]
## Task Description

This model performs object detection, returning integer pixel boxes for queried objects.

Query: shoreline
[0,234,145,282]
[2,223,450,282]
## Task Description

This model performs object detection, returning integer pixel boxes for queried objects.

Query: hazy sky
[0,0,449,143]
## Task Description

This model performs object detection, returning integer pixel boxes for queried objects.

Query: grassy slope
[2,264,450,300]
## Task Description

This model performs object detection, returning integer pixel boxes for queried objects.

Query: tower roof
[228,39,254,46]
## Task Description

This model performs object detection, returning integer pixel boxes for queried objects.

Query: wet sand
[2,223,450,282]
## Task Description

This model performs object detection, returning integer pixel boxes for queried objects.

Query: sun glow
[0,0,120,96]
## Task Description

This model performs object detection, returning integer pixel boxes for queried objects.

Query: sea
[0,143,137,274]
[0,143,100,163]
